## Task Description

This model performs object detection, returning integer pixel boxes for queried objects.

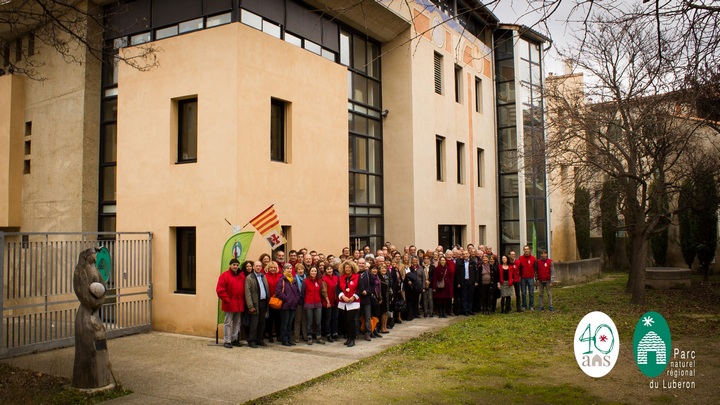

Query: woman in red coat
[216,258,245,348]
[304,266,325,345]
[432,256,453,318]
[338,260,360,347]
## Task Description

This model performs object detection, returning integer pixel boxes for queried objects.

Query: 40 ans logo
[574,311,620,378]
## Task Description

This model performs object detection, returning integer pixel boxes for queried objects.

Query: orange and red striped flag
[248,205,286,249]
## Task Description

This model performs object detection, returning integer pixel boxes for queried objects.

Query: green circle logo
[633,311,671,378]
[96,247,112,283]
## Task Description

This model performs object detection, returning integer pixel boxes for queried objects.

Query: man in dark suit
[454,250,478,315]
[245,261,270,348]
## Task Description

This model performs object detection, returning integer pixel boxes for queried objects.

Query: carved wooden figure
[72,247,112,389]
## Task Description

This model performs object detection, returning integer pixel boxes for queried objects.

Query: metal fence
[0,232,153,359]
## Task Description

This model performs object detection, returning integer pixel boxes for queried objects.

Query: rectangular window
[27,33,34,56]
[475,77,483,113]
[178,98,198,163]
[434,52,443,95]
[271,98,288,162]
[176,227,196,294]
[2,44,9,65]
[436,135,445,181]
[454,64,462,103]
[15,37,22,62]
[479,225,486,245]
[456,141,465,184]
[477,148,484,187]
[438,225,464,250]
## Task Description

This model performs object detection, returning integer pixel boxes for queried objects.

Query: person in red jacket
[508,250,521,312]
[216,259,245,348]
[536,249,554,311]
[304,266,325,345]
[321,263,339,342]
[498,255,515,314]
[517,245,537,311]
[338,260,360,347]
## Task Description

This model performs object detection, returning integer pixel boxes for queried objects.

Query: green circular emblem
[96,247,112,283]
[633,311,672,378]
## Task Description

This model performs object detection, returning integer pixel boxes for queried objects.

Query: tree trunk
[627,234,648,305]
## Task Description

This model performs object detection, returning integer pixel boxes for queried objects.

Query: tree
[678,178,696,269]
[0,0,157,79]
[572,185,591,260]
[600,178,618,267]
[649,178,670,266]
[543,10,720,304]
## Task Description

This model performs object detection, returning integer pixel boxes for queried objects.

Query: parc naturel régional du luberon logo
[634,311,696,389]
[573,311,620,378]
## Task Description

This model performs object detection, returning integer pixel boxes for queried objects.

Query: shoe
[332,333,340,340]
[529,307,534,311]
[549,306,554,312]
[381,330,389,334]
[290,341,297,346]
[231,340,242,347]
[326,335,334,343]
[223,342,233,349]
[257,341,267,347]
[344,339,350,346]
[365,333,372,341]
[316,338,326,345]
[307,338,313,345]
[269,337,275,343]
[282,341,292,347]
[373,331,382,338]
[538,306,544,311]
[395,320,402,324]
[248,342,258,348]
[430,314,434,317]
[347,339,355,347]
[293,337,300,343]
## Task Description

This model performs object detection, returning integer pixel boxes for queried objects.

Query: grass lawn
[250,273,720,404]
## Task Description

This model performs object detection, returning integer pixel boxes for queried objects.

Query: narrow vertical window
[475,77,483,113]
[434,52,443,95]
[456,141,465,184]
[271,98,288,162]
[454,64,462,103]
[178,98,198,163]
[176,227,196,294]
[15,37,22,62]
[436,135,445,181]
[479,225,486,245]
[27,33,34,56]
[477,148,484,187]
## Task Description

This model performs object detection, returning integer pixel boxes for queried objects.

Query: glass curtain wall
[340,30,384,251]
[495,29,548,256]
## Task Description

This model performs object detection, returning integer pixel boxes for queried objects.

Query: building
[1,0,550,337]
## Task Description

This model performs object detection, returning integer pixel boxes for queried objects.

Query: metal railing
[0,232,153,359]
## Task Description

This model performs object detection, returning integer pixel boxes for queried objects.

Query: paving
[5,316,460,404]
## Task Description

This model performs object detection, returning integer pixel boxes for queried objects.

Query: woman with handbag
[378,263,391,333]
[338,260,360,347]
[321,263,339,342]
[264,261,282,343]
[432,256,453,318]
[275,264,301,347]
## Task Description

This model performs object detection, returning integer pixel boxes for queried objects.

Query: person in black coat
[454,251,478,315]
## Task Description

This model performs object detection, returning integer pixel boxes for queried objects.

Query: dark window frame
[436,135,445,181]
[454,64,462,103]
[434,52,443,95]
[271,98,287,162]
[175,226,197,294]
[456,141,465,184]
[475,76,483,113]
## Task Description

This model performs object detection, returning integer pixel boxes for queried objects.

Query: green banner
[95,247,112,283]
[217,231,254,324]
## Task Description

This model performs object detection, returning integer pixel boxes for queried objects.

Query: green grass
[249,273,720,404]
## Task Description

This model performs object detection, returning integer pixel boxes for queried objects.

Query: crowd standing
[216,242,553,348]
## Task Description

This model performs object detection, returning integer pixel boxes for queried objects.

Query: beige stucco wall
[10,14,101,233]
[116,23,348,336]
[383,6,497,251]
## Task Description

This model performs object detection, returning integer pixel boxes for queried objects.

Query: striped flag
[248,205,286,249]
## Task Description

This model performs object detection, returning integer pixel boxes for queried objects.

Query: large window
[177,98,198,163]
[436,135,445,181]
[434,52,443,95]
[439,225,464,250]
[271,98,288,162]
[176,227,196,294]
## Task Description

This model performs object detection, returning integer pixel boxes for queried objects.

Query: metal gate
[0,232,153,359]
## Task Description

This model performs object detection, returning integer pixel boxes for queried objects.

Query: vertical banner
[216,231,254,324]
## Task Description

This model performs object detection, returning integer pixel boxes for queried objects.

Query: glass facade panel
[496,59,514,81]
[241,9,263,30]
[499,127,517,150]
[353,35,367,73]
[499,151,518,173]
[501,221,520,244]
[518,39,529,60]
[179,18,203,33]
[103,124,117,161]
[263,21,281,38]
[368,80,380,108]
[102,166,116,201]
[340,32,350,65]
[352,73,367,104]
[103,99,117,121]
[285,32,302,47]
[497,81,515,104]
[368,138,381,173]
[353,114,367,135]
[502,198,520,220]
[354,136,367,170]
[500,174,519,196]
[206,12,231,28]
[156,25,178,39]
[498,104,516,126]
[368,45,380,79]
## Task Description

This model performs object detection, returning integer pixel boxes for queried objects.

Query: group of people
[216,242,554,349]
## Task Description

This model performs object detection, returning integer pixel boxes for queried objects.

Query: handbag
[269,279,284,310]
[436,269,447,289]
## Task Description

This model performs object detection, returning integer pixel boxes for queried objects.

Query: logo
[633,311,671,378]
[574,311,620,378]
[231,241,242,260]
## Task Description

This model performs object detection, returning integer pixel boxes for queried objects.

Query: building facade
[1,0,550,337]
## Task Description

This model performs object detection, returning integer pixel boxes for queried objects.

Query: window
[271,98,288,162]
[2,44,9,65]
[15,37,22,62]
[27,33,34,56]
[438,225,464,249]
[454,64,462,103]
[434,52,443,94]
[477,148,484,187]
[436,135,445,181]
[177,98,198,163]
[475,77,483,113]
[478,225,486,245]
[176,227,196,294]
[24,121,31,136]
[456,141,465,184]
